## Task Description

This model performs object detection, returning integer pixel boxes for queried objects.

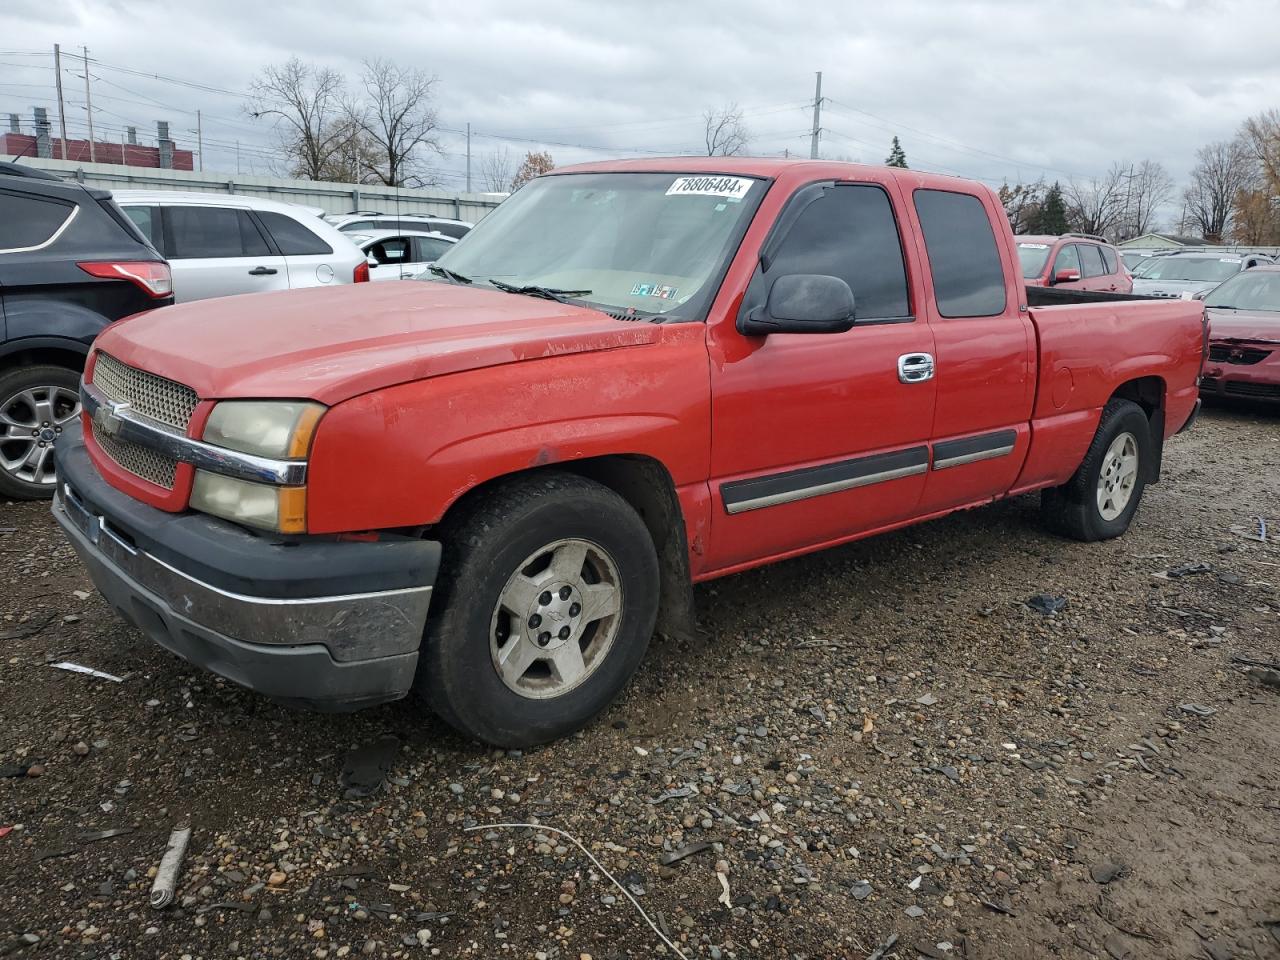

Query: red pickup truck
[54,159,1205,747]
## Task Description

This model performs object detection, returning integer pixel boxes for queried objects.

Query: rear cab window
[257,211,333,256]
[913,189,1006,316]
[0,190,76,251]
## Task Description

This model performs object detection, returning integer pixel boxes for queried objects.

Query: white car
[329,212,473,239]
[354,229,458,281]
[112,191,368,303]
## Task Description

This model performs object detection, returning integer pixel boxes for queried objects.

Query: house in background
[1118,233,1213,250]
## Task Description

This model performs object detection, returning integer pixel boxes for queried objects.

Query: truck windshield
[426,172,766,317]
[1204,270,1280,313]
[1016,242,1051,278]
[1139,256,1241,282]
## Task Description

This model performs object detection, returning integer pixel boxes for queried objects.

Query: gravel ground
[1,402,1278,960]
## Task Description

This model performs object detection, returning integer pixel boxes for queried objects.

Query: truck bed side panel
[1013,300,1203,492]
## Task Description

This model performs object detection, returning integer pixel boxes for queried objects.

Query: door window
[164,206,272,259]
[913,189,1006,316]
[257,211,333,255]
[0,191,75,251]
[414,236,453,261]
[368,237,412,265]
[1052,243,1081,278]
[123,205,163,249]
[1079,244,1107,278]
[764,183,911,321]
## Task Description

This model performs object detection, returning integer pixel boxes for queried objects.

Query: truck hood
[95,282,658,404]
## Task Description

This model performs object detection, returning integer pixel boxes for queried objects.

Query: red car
[1018,233,1133,293]
[1201,263,1280,402]
[53,158,1204,746]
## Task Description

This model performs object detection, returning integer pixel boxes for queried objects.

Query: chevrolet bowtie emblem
[93,401,127,438]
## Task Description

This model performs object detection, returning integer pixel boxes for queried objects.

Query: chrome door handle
[898,353,935,383]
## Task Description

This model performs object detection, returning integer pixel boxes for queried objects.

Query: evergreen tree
[1031,181,1069,234]
[885,136,908,168]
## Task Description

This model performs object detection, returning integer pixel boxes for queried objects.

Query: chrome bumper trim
[55,487,431,661]
[81,382,308,486]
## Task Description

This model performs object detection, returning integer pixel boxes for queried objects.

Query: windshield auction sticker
[666,176,754,200]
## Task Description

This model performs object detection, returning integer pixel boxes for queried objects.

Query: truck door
[704,179,936,572]
[908,188,1036,513]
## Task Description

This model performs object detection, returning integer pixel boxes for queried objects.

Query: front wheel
[0,365,83,501]
[1041,398,1153,542]
[415,472,660,747]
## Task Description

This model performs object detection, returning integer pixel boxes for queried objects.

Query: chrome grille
[93,352,199,431]
[91,420,178,490]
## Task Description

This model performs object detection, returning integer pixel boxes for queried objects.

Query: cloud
[2,0,1277,215]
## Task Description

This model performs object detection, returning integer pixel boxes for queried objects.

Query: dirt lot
[1,402,1278,960]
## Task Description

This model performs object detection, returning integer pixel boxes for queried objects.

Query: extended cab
[53,159,1206,747]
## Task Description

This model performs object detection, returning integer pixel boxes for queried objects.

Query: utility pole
[53,44,68,158]
[81,46,95,162]
[466,122,472,192]
[236,139,241,175]
[809,71,823,160]
[197,109,203,171]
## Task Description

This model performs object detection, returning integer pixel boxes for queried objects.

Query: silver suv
[114,191,368,303]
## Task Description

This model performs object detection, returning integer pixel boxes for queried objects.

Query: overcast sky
[2,0,1277,218]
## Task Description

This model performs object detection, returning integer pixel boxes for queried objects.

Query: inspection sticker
[666,176,754,200]
[631,282,679,299]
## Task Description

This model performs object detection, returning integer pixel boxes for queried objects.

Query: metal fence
[16,158,506,222]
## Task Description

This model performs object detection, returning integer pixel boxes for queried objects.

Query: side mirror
[1053,269,1081,284]
[739,274,856,336]
[365,255,379,268]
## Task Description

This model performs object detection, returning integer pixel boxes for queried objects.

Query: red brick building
[0,133,194,170]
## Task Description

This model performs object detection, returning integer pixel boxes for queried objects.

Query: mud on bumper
[53,423,439,710]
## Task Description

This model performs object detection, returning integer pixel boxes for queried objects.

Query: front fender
[305,327,711,534]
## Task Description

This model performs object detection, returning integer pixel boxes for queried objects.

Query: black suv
[0,161,172,499]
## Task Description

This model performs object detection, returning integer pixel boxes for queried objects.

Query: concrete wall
[16,158,505,222]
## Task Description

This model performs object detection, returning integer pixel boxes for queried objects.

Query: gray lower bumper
[53,488,430,710]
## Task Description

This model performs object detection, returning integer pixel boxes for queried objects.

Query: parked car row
[0,162,479,497]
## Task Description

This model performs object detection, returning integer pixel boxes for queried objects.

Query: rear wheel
[415,472,660,747]
[0,365,82,501]
[1041,398,1152,542]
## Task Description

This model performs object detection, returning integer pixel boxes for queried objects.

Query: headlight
[202,401,325,459]
[190,472,307,534]
[194,400,324,534]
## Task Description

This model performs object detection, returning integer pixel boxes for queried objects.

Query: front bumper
[53,421,440,710]
[1201,367,1280,403]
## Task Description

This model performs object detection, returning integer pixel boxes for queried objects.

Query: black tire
[1040,398,1153,542]
[0,365,82,501]
[415,471,660,747]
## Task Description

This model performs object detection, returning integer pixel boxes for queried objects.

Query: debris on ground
[1244,667,1280,691]
[1178,703,1218,717]
[865,932,899,960]
[338,735,400,799]
[1090,861,1125,884]
[1229,516,1268,542]
[1026,594,1067,615]
[49,661,123,682]
[658,840,712,866]
[149,825,192,909]
[1156,561,1213,579]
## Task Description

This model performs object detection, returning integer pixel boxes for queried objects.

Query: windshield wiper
[487,279,592,303]
[427,264,472,284]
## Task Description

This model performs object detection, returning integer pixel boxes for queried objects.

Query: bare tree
[355,58,442,187]
[1183,139,1253,242]
[1064,163,1129,238]
[248,58,353,181]
[703,103,751,157]
[478,147,515,193]
[1121,160,1174,238]
[1240,108,1280,189]
[998,179,1045,234]
[511,150,555,189]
